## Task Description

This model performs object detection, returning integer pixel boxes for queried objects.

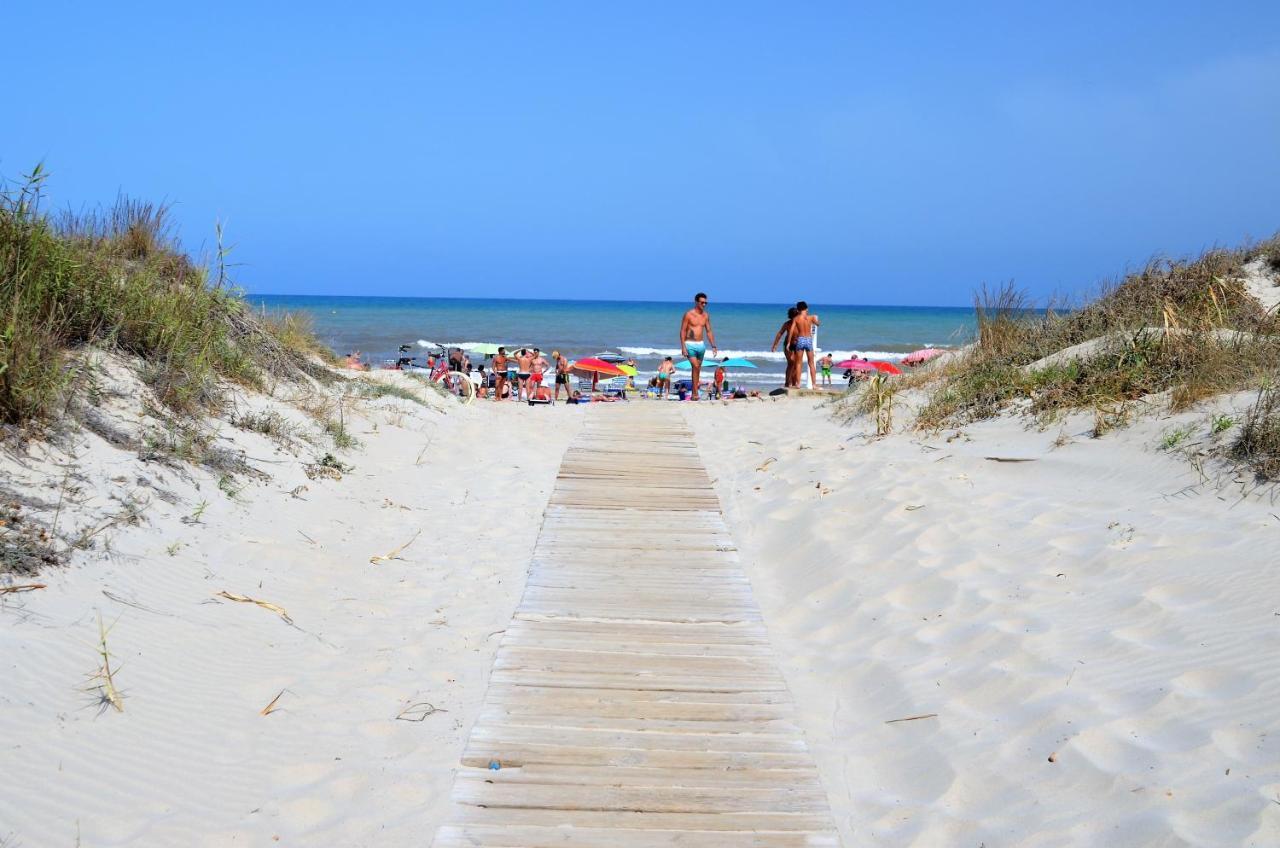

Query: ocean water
[250,295,976,387]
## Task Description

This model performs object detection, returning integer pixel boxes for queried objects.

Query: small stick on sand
[884,713,937,724]
[215,591,294,625]
[369,529,421,564]
[984,456,1037,463]
[0,583,46,595]
[756,457,777,471]
[260,689,287,716]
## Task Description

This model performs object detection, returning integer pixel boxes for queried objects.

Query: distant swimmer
[791,301,821,389]
[679,292,717,401]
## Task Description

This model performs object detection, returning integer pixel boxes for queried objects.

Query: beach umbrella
[870,361,903,375]
[466,343,502,356]
[569,357,626,377]
[616,363,638,376]
[836,359,877,370]
[677,357,757,370]
[903,348,944,365]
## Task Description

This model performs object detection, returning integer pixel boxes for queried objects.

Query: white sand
[0,364,580,846]
[4,362,1280,846]
[685,397,1280,846]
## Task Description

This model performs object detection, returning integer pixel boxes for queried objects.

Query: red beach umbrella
[870,361,902,375]
[569,357,626,377]
[903,348,944,365]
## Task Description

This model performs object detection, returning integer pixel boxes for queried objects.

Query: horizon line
[245,292,978,311]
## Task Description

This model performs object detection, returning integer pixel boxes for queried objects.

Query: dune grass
[1233,383,1280,480]
[912,237,1280,431]
[0,165,333,427]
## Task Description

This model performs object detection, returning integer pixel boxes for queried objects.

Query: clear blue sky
[5,2,1278,306]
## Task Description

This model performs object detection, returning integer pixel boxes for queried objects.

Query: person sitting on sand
[343,351,369,371]
[820,352,834,387]
[656,357,675,397]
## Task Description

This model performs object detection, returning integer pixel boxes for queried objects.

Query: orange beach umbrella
[569,357,626,377]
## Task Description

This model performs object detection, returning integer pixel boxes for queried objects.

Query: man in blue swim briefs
[679,292,718,401]
[791,301,821,389]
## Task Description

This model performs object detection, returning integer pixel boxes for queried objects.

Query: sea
[249,295,976,388]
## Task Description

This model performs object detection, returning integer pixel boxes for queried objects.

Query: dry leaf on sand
[216,591,294,625]
[370,530,421,565]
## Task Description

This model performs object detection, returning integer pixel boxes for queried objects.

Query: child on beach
[713,361,727,398]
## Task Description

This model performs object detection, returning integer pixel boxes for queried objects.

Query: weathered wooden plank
[434,825,839,847]
[432,406,838,847]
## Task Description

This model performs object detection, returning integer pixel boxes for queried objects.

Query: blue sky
[5,2,1278,306]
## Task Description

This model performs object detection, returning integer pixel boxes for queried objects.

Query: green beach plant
[0,165,333,427]
[912,235,1280,432]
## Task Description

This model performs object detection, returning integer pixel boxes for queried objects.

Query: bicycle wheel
[434,371,475,405]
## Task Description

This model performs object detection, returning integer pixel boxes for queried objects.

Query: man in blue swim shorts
[679,292,718,401]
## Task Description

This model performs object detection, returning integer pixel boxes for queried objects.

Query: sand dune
[0,370,579,846]
[686,398,1280,847]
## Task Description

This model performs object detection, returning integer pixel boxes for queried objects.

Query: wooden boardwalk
[433,405,839,847]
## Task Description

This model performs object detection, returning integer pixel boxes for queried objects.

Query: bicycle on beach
[427,348,476,405]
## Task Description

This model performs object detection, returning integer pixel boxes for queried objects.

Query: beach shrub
[1232,383,1280,480]
[0,166,334,426]
[914,236,1280,430]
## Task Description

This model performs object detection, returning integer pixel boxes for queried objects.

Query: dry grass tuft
[913,236,1280,431]
[1232,382,1280,480]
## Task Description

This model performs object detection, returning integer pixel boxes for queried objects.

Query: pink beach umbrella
[903,348,944,365]
[836,359,877,370]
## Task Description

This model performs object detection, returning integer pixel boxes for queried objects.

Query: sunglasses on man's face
[697,299,708,305]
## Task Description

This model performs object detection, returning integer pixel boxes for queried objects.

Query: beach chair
[601,376,629,399]
[527,385,555,406]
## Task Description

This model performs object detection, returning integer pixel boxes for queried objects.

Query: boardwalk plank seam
[432,406,839,846]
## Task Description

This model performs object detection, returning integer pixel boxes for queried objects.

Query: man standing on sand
[516,348,533,401]
[679,292,717,401]
[492,347,510,401]
[529,348,549,398]
[819,352,834,387]
[770,306,799,388]
[552,350,570,400]
[791,301,821,389]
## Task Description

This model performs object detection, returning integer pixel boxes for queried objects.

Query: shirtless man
[516,349,533,401]
[552,350,570,400]
[770,307,799,388]
[791,301,821,389]
[656,356,675,397]
[679,292,717,401]
[492,347,509,401]
[529,348,549,399]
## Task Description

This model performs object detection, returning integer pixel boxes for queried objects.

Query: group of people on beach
[769,301,830,388]
[344,292,838,400]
